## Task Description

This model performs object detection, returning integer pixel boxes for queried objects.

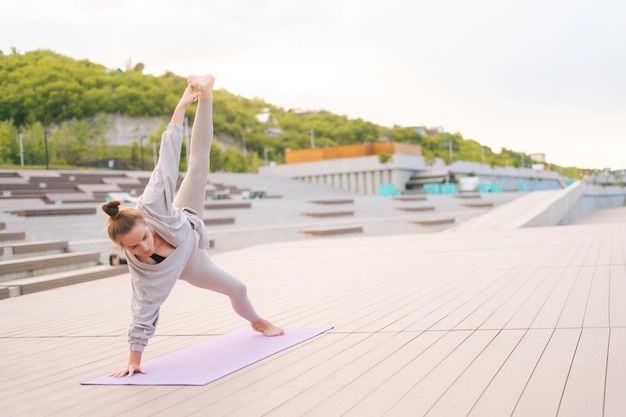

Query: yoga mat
[82,326,332,386]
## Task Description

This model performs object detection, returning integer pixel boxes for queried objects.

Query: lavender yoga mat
[82,326,332,386]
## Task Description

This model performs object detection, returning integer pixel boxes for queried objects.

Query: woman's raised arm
[170,83,202,125]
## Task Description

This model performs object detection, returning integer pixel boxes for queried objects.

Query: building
[260,141,567,195]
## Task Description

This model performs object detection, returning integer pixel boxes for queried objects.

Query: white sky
[2,0,625,170]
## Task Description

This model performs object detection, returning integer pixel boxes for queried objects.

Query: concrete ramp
[451,182,584,231]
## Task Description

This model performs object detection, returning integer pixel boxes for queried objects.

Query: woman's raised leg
[173,75,215,214]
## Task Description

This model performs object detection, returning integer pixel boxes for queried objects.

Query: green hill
[0,49,581,177]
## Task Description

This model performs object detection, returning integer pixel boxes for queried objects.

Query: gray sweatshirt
[124,123,209,352]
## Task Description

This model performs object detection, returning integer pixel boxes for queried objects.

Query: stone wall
[100,114,240,151]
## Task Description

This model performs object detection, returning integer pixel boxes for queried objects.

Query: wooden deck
[1,219,625,416]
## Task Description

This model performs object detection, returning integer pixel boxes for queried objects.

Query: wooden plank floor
[1,220,625,416]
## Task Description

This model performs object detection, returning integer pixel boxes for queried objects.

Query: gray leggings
[173,98,261,323]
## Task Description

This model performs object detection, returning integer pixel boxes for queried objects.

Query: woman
[102,75,283,378]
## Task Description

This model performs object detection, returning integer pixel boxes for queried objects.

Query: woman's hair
[101,200,145,245]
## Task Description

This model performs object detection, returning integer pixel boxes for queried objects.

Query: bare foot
[188,74,215,99]
[252,319,284,336]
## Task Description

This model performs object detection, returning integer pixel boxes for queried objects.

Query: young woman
[102,75,283,378]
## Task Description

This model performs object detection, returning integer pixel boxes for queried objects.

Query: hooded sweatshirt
[124,123,209,352]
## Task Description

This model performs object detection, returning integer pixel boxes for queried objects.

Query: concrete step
[2,240,69,258]
[204,202,252,210]
[393,196,427,202]
[0,231,26,242]
[462,202,494,208]
[395,206,435,212]
[1,264,128,298]
[301,211,354,218]
[412,218,455,226]
[0,251,101,281]
[204,217,236,225]
[308,199,354,205]
[8,207,97,216]
[301,225,363,236]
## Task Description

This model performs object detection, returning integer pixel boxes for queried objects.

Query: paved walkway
[1,175,624,416]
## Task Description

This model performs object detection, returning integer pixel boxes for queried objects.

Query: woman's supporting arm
[110,350,145,378]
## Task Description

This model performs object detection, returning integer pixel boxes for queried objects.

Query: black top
[150,253,167,264]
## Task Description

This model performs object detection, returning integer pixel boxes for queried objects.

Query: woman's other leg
[181,249,261,322]
[173,76,215,214]
[180,249,284,336]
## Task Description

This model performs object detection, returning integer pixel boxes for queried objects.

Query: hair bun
[101,200,122,218]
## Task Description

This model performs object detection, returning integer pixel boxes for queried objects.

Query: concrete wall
[455,181,626,231]
[523,182,587,228]
[449,160,565,191]
[560,184,626,225]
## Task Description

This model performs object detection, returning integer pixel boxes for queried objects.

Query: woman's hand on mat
[110,350,145,377]
[110,363,146,378]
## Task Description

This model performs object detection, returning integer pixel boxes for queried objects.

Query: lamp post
[140,136,146,170]
[44,126,50,170]
[310,128,316,148]
[241,128,251,156]
[264,147,273,166]
[18,126,24,167]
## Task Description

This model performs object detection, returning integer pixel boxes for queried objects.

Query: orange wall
[285,148,325,164]
[370,142,394,155]
[285,142,422,164]
[391,142,422,156]
[323,143,369,159]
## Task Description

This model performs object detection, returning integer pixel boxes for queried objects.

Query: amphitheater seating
[0,170,264,299]
[0,171,260,212]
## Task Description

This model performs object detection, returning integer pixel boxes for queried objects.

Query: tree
[378,152,393,164]
[21,122,46,165]
[0,121,19,164]
[131,141,139,168]
[220,147,247,173]
[50,119,91,165]
[247,152,262,173]
[210,143,222,172]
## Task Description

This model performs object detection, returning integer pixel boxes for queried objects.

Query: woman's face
[120,222,155,258]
